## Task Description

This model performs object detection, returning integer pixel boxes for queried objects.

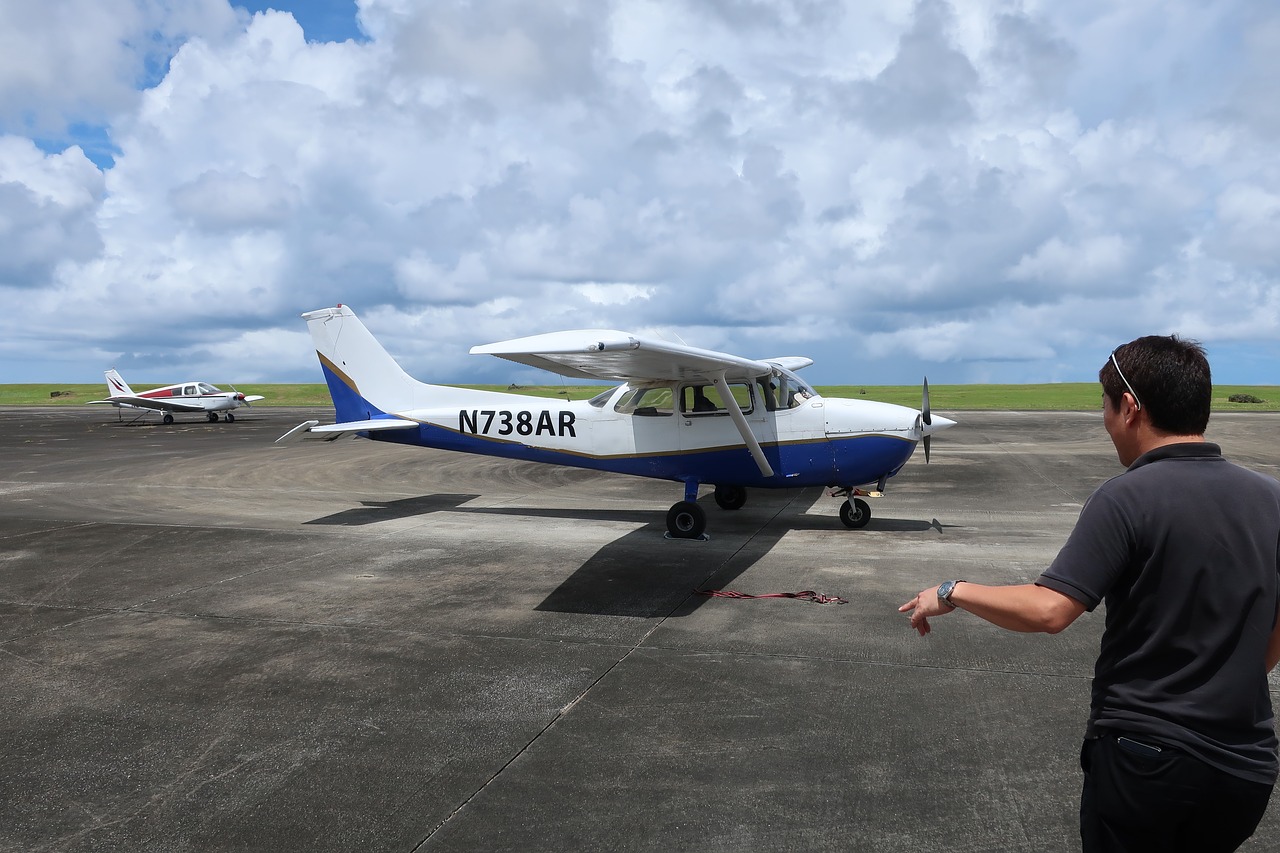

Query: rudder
[302,305,423,421]
[105,369,135,398]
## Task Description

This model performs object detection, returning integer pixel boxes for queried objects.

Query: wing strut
[711,372,774,478]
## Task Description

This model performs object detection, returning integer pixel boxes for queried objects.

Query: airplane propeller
[229,385,251,407]
[916,378,933,463]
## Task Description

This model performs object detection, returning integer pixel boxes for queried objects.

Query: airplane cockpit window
[182,385,197,396]
[199,383,219,394]
[614,385,674,416]
[761,368,815,411]
[587,387,618,408]
[679,383,753,416]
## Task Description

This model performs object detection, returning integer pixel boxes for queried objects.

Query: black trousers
[1080,733,1274,853]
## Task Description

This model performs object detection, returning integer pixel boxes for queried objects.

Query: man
[900,335,1280,853]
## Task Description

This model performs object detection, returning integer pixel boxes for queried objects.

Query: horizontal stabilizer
[275,418,420,443]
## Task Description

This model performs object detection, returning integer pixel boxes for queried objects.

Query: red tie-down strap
[694,589,848,605]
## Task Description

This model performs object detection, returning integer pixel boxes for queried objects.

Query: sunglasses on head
[1110,351,1142,410]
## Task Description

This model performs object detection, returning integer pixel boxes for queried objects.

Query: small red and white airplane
[279,304,956,538]
[89,369,264,423]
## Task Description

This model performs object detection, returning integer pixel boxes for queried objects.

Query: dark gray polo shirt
[1037,442,1280,784]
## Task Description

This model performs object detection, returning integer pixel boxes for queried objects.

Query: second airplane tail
[302,305,426,420]
[105,368,135,398]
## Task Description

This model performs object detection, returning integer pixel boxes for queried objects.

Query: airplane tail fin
[105,368,135,398]
[302,305,426,420]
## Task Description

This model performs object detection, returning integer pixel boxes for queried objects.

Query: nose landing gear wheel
[666,501,707,539]
[840,498,871,529]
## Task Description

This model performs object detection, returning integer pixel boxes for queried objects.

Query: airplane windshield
[759,368,816,411]
[199,383,220,393]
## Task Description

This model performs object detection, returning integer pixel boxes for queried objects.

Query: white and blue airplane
[278,304,956,539]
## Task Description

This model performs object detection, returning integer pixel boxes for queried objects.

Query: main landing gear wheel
[713,485,747,510]
[162,413,174,424]
[840,498,872,529]
[207,412,219,422]
[666,501,707,539]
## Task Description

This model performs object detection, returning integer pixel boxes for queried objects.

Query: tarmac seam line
[408,496,807,849]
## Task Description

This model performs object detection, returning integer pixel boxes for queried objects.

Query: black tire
[839,498,871,529]
[207,412,219,422]
[666,501,707,538]
[225,412,235,422]
[163,413,174,424]
[713,485,747,510]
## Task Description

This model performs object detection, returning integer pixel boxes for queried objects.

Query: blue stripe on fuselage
[365,419,917,489]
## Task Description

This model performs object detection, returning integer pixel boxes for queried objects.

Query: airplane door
[611,385,682,477]
[755,372,833,481]
[771,395,831,478]
[677,382,779,479]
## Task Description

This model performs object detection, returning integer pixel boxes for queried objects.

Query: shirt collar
[1128,441,1222,471]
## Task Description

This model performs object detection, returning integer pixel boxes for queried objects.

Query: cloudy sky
[2,0,1278,388]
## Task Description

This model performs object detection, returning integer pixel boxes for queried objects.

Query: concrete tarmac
[3,406,1280,852]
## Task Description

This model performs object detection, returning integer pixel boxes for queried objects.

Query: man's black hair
[1099,335,1211,436]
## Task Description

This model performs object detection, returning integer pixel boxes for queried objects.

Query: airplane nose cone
[926,414,957,434]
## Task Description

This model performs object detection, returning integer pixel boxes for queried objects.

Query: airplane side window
[682,384,721,415]
[183,385,196,396]
[680,383,753,415]
[587,386,618,408]
[615,386,673,416]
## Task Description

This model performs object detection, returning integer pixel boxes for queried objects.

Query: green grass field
[6,382,1279,411]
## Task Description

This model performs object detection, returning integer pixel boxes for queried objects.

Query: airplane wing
[243,395,266,403]
[765,357,814,372]
[469,330,776,383]
[86,396,208,413]
[275,418,420,443]
[472,330,794,478]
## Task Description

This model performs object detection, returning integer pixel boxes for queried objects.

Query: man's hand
[899,586,954,636]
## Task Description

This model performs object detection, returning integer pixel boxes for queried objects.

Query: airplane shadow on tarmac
[304,490,949,618]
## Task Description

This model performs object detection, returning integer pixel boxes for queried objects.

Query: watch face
[938,581,955,603]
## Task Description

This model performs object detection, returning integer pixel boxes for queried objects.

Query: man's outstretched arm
[899,582,1087,637]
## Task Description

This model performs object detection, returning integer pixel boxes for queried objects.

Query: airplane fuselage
[289,304,956,537]
[130,383,252,413]
[326,367,923,491]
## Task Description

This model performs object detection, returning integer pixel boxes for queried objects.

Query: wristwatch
[937,579,962,610]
